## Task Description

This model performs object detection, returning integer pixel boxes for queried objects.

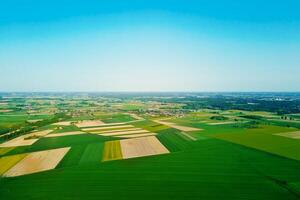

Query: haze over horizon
[1,0,300,92]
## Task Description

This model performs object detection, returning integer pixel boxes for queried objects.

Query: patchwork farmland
[0,93,300,199]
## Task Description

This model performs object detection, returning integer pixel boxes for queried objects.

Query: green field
[1,95,300,199]
[1,139,300,199]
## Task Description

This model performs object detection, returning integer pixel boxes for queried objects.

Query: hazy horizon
[1,0,300,92]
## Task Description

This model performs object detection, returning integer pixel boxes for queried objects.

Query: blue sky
[1,0,300,92]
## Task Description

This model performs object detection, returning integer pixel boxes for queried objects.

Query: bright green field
[1,139,300,199]
[1,109,300,199]
[0,114,53,129]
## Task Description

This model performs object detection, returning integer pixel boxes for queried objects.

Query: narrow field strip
[4,147,71,177]
[275,131,300,139]
[52,121,72,126]
[75,120,104,128]
[102,141,123,161]
[153,120,201,131]
[0,153,27,175]
[129,113,145,120]
[207,121,236,125]
[95,127,142,134]
[82,125,134,131]
[120,136,170,159]
[0,130,52,148]
[100,130,149,136]
[178,132,197,141]
[45,131,85,138]
[90,122,126,127]
[116,133,157,138]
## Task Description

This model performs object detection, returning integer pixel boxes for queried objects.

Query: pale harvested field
[116,133,157,138]
[4,147,70,177]
[154,120,201,131]
[120,136,170,159]
[83,125,134,131]
[0,130,52,148]
[0,137,37,148]
[93,122,126,126]
[0,102,8,105]
[52,121,72,126]
[45,131,85,138]
[96,127,142,134]
[275,131,300,139]
[76,120,104,128]
[100,130,149,136]
[30,130,53,137]
[208,121,236,125]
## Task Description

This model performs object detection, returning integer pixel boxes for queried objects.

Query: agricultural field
[0,92,300,199]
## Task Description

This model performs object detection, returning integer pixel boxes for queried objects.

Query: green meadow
[0,96,300,199]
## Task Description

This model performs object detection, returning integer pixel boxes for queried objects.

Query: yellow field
[52,121,72,126]
[0,153,27,175]
[0,147,15,156]
[102,140,123,161]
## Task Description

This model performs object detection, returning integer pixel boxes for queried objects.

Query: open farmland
[0,92,300,199]
[4,147,70,177]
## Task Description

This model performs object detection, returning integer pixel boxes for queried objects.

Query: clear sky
[1,0,300,92]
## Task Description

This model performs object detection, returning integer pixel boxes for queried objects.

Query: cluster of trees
[210,115,228,120]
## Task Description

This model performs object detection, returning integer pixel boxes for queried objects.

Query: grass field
[1,139,300,199]
[1,96,300,199]
[213,130,300,161]
[79,142,104,164]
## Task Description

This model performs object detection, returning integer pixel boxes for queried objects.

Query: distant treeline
[140,96,300,114]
